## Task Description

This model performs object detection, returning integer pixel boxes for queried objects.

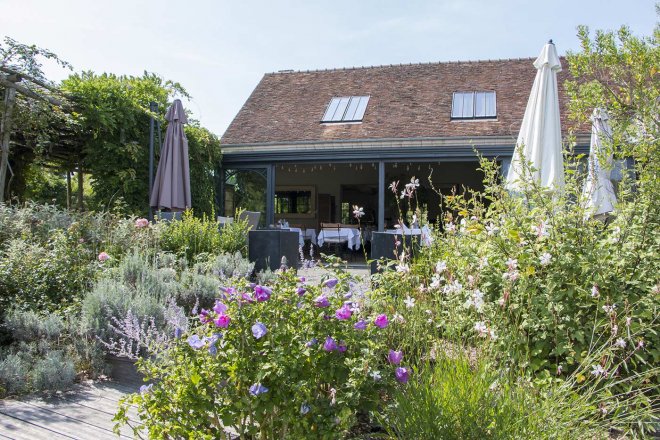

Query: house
[220,57,589,232]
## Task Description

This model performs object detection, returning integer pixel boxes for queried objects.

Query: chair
[320,222,350,259]
[238,211,261,231]
[217,216,234,226]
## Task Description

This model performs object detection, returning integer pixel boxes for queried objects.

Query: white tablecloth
[383,225,433,246]
[284,228,317,247]
[317,228,362,250]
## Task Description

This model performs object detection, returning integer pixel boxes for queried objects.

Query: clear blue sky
[1,0,656,137]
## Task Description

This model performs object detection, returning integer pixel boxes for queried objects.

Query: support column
[77,166,84,211]
[66,170,72,210]
[0,87,18,203]
[500,157,512,182]
[378,161,385,232]
[266,164,275,227]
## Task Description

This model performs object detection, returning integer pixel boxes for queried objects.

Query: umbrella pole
[148,102,157,221]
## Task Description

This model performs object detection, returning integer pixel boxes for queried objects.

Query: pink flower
[135,218,149,228]
[214,314,231,328]
[374,314,389,329]
[98,252,110,262]
[335,304,352,320]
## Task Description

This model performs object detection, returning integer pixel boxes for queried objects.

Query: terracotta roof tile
[222,58,581,146]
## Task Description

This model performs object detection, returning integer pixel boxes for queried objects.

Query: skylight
[451,91,496,119]
[322,96,370,122]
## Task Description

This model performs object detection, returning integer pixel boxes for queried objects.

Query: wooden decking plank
[19,398,134,438]
[0,399,129,439]
[56,390,141,423]
[0,411,75,439]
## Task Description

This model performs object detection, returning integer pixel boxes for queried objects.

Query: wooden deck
[0,381,140,439]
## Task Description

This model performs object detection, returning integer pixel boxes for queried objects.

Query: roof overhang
[221,134,591,165]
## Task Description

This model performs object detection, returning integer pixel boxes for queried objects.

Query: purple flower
[213,300,228,314]
[208,344,218,355]
[252,322,268,339]
[298,277,306,282]
[139,383,153,394]
[241,292,255,303]
[214,314,231,328]
[300,403,311,415]
[322,278,339,289]
[314,295,330,308]
[374,314,389,329]
[296,287,307,296]
[249,383,269,396]
[187,335,204,349]
[323,337,338,351]
[174,327,183,339]
[354,320,367,330]
[395,367,410,383]
[337,342,347,353]
[305,338,318,347]
[335,304,352,320]
[204,333,221,346]
[199,309,212,323]
[388,350,403,365]
[254,285,272,302]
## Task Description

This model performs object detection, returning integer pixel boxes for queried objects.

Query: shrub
[160,210,223,264]
[4,308,66,342]
[115,269,412,438]
[198,251,254,280]
[29,350,76,391]
[217,210,250,256]
[0,353,29,395]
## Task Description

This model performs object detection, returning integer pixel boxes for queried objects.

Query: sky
[0,0,656,137]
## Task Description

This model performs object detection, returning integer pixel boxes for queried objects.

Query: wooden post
[66,170,72,209]
[0,86,18,203]
[77,166,84,211]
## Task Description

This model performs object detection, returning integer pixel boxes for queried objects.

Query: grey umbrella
[149,99,191,211]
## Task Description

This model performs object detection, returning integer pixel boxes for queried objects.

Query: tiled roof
[221,58,582,146]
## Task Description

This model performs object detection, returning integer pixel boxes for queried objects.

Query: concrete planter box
[248,230,299,273]
[370,232,420,274]
[105,355,144,386]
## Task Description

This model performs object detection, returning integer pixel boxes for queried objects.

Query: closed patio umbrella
[582,108,617,216]
[150,99,191,211]
[506,40,564,191]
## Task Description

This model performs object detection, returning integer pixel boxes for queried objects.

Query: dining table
[317,228,362,250]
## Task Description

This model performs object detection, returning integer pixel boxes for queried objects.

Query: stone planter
[370,232,420,274]
[105,354,144,385]
[248,229,299,273]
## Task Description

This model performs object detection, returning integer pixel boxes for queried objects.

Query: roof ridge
[270,56,538,75]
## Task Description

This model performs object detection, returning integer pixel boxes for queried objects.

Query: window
[322,96,370,122]
[274,185,316,217]
[451,91,496,119]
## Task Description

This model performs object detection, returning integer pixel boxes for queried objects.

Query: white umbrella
[506,41,564,191]
[582,108,617,216]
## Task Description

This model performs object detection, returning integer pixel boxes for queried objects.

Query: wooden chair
[320,222,350,258]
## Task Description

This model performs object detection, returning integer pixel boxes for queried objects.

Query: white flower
[498,297,505,306]
[435,260,447,273]
[625,316,632,327]
[352,205,364,219]
[485,222,499,236]
[474,321,488,336]
[430,275,442,291]
[479,256,489,269]
[591,285,600,298]
[425,309,432,315]
[532,220,550,238]
[396,263,410,273]
[370,370,382,381]
[602,304,617,315]
[443,280,463,295]
[539,252,552,266]
[652,284,660,295]
[465,289,485,311]
[614,338,626,349]
[611,324,618,336]
[445,222,456,233]
[506,258,518,270]
[404,296,416,309]
[488,328,497,340]
[591,364,606,376]
[393,313,405,324]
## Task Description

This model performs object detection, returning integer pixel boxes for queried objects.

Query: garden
[0,20,658,440]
